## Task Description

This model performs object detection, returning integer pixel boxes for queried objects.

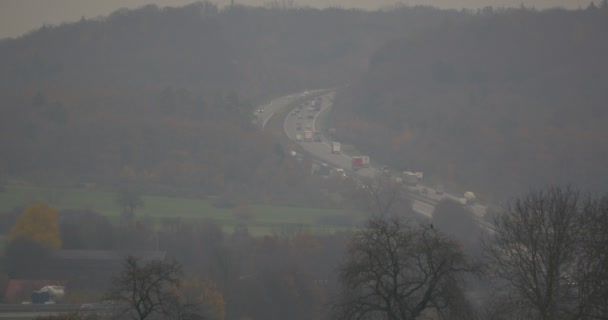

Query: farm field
[0,181,361,236]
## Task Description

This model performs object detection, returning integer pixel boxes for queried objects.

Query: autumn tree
[171,277,225,320]
[106,256,182,320]
[483,186,608,320]
[334,217,476,320]
[8,203,61,249]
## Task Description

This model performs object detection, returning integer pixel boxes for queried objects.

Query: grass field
[0,181,362,236]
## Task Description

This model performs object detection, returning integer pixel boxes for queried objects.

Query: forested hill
[0,2,463,197]
[332,6,608,199]
[0,3,464,100]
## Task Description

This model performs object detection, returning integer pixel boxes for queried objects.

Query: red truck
[351,156,369,171]
[352,157,363,171]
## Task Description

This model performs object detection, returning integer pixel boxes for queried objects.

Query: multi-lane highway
[254,90,327,129]
[280,92,436,217]
[283,92,378,179]
[258,89,488,219]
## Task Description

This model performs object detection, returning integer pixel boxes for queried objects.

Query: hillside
[0,2,463,200]
[332,6,608,199]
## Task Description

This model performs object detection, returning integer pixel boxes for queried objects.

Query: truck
[308,107,316,118]
[464,192,476,205]
[352,156,370,170]
[32,286,65,304]
[304,130,313,142]
[352,157,364,171]
[295,133,303,142]
[331,142,341,154]
[361,156,370,168]
[403,171,423,186]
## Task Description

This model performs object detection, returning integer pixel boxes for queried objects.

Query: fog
[0,0,594,39]
[0,1,607,319]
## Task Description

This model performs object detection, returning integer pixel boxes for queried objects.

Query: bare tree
[334,217,476,320]
[483,186,608,320]
[579,194,608,320]
[106,255,183,320]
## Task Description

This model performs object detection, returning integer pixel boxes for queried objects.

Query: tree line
[331,4,608,200]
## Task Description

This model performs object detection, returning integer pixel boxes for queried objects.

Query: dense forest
[0,2,463,202]
[332,4,608,200]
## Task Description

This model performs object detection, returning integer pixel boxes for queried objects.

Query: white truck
[304,130,313,142]
[361,156,370,168]
[331,142,341,154]
[295,133,303,142]
[32,286,65,304]
[403,171,423,186]
[464,191,476,205]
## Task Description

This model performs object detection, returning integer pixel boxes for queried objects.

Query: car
[80,303,94,311]
[257,109,264,113]
[435,185,444,195]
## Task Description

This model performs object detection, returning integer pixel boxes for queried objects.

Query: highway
[281,92,434,217]
[284,94,378,177]
[254,90,327,129]
[257,89,488,219]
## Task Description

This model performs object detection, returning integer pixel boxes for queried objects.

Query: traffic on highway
[257,89,488,219]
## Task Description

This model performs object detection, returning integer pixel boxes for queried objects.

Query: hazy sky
[0,0,595,40]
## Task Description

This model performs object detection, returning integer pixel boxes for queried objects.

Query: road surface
[255,89,488,219]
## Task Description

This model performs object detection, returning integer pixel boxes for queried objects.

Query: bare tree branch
[334,217,476,320]
[106,255,184,320]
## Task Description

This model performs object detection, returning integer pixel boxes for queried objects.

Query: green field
[0,181,361,236]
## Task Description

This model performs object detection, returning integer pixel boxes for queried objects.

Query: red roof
[3,280,66,303]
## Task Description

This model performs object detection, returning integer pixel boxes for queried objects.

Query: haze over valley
[0,1,607,319]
